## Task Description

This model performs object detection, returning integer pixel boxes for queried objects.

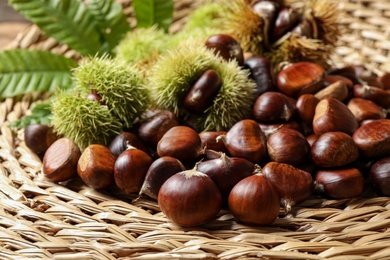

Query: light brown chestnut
[77,144,116,190]
[157,126,203,163]
[228,169,280,225]
[43,138,81,182]
[24,124,59,156]
[139,156,185,200]
[138,110,179,148]
[314,168,364,199]
[218,119,267,163]
[311,131,359,167]
[347,98,387,124]
[205,34,244,66]
[183,69,222,114]
[313,97,359,136]
[262,162,313,212]
[369,157,390,196]
[352,119,390,158]
[267,128,310,167]
[253,91,296,123]
[277,62,325,98]
[158,168,222,227]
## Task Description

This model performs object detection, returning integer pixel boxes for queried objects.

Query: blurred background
[0,0,30,49]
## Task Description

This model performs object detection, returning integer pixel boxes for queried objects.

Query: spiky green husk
[51,92,122,150]
[183,1,225,31]
[149,43,256,131]
[73,56,150,129]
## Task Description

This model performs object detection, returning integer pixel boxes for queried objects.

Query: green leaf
[0,49,77,98]
[133,0,173,32]
[10,101,52,128]
[8,0,102,56]
[85,0,130,54]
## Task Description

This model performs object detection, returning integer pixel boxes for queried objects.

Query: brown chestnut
[77,144,116,190]
[352,119,390,158]
[253,91,296,123]
[324,75,353,90]
[158,168,222,227]
[138,110,179,148]
[267,128,310,167]
[271,7,300,43]
[314,80,349,102]
[243,56,275,97]
[262,162,313,212]
[205,34,244,66]
[314,168,364,199]
[199,131,229,153]
[311,132,359,168]
[353,84,390,109]
[157,126,203,163]
[228,169,280,225]
[108,132,149,157]
[43,138,81,182]
[277,62,325,98]
[24,124,59,156]
[183,69,222,114]
[313,97,358,136]
[347,98,387,124]
[114,146,153,194]
[296,94,319,133]
[258,120,303,139]
[369,157,390,196]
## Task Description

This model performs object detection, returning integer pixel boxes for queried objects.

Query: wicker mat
[1,0,390,259]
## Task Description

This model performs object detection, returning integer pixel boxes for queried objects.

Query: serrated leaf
[9,0,102,56]
[10,101,52,128]
[133,0,173,32]
[85,0,130,54]
[0,49,77,98]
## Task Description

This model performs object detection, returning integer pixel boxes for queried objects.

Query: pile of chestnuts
[24,33,390,228]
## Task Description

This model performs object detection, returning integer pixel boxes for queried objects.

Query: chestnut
[324,75,353,90]
[77,144,116,190]
[378,72,390,90]
[183,69,222,114]
[353,84,390,109]
[138,110,179,148]
[271,7,300,43]
[228,169,280,225]
[43,138,81,182]
[157,126,203,163]
[267,128,310,167]
[347,98,387,124]
[24,124,59,156]
[158,168,222,227]
[219,119,267,164]
[352,119,390,158]
[139,156,185,200]
[314,80,349,102]
[314,168,364,199]
[369,157,390,196]
[199,131,229,154]
[277,62,325,98]
[311,132,359,168]
[313,97,358,136]
[114,146,153,194]
[205,34,244,66]
[197,153,255,204]
[296,94,319,128]
[253,92,296,123]
[262,162,313,212]
[108,132,149,157]
[258,120,303,139]
[243,56,275,97]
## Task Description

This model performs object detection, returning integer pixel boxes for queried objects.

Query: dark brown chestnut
[218,119,267,163]
[369,157,390,196]
[271,7,300,43]
[197,153,255,204]
[199,131,229,153]
[108,132,149,157]
[138,110,179,148]
[205,34,244,66]
[267,128,310,167]
[311,131,359,168]
[277,62,325,98]
[114,146,153,194]
[43,138,81,182]
[77,144,116,190]
[158,168,222,227]
[313,97,359,136]
[157,126,203,163]
[314,168,364,199]
[243,56,275,97]
[139,156,185,200]
[296,94,319,132]
[24,124,59,156]
[352,119,390,158]
[262,162,313,212]
[183,69,222,114]
[253,91,296,123]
